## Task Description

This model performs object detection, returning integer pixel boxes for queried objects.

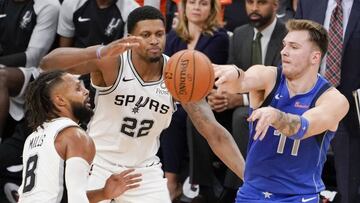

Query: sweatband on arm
[289,116,309,140]
[65,157,90,203]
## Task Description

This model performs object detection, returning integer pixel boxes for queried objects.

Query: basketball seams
[164,50,214,103]
[173,50,187,101]
[188,50,196,103]
[196,52,214,101]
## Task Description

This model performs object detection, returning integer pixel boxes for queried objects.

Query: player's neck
[286,73,318,97]
[132,54,163,82]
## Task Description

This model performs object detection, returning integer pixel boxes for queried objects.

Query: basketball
[164,50,214,103]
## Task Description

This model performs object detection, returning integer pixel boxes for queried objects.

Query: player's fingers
[253,129,262,140]
[247,110,259,122]
[119,169,136,176]
[126,184,141,190]
[126,178,142,185]
[259,126,269,141]
[124,173,142,181]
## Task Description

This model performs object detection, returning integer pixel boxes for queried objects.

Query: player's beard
[71,101,94,124]
[248,12,273,29]
[149,56,161,63]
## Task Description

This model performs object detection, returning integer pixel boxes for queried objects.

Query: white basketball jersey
[88,50,175,167]
[18,118,79,203]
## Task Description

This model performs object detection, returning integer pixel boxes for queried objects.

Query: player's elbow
[338,94,350,121]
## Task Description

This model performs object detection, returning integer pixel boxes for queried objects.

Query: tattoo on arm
[183,101,214,134]
[273,110,301,136]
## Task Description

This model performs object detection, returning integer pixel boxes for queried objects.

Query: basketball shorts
[236,184,320,203]
[87,155,171,203]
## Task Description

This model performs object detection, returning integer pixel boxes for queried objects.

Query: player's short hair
[286,19,328,58]
[127,6,165,34]
[25,70,66,130]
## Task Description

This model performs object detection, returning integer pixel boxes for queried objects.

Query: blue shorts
[236,184,320,203]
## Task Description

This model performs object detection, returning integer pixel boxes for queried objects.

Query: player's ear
[311,50,322,65]
[52,94,67,108]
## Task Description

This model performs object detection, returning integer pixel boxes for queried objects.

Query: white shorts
[8,67,41,121]
[88,155,171,203]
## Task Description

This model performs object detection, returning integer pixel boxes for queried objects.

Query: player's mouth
[85,97,91,108]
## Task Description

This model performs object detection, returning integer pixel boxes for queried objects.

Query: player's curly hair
[127,6,165,34]
[25,70,65,131]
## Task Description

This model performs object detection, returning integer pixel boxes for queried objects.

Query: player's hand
[214,64,242,94]
[102,169,142,199]
[207,89,228,112]
[100,36,142,58]
[247,107,278,140]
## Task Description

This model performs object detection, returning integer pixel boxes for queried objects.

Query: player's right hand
[102,169,142,199]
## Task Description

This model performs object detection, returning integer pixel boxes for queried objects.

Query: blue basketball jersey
[243,67,333,195]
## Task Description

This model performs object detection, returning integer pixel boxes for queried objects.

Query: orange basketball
[164,50,214,103]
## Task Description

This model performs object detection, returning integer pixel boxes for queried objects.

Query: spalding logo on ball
[164,50,214,103]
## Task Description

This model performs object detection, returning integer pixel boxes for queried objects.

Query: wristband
[242,94,249,106]
[233,65,241,78]
[289,116,309,140]
[96,45,105,59]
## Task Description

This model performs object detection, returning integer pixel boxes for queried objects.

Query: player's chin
[148,55,162,63]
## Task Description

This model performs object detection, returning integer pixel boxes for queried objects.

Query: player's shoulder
[316,86,349,108]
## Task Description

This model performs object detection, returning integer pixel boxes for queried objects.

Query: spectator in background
[160,0,230,201]
[0,0,59,140]
[57,0,138,48]
[135,0,167,17]
[0,1,59,201]
[223,0,249,32]
[57,0,138,107]
[0,0,59,67]
[207,0,287,200]
[295,0,360,202]
[276,0,298,22]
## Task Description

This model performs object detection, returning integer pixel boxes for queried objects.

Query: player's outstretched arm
[182,100,245,180]
[247,88,349,140]
[214,64,277,94]
[40,36,142,74]
[87,169,142,203]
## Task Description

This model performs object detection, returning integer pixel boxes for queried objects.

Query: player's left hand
[247,107,278,140]
[102,169,142,199]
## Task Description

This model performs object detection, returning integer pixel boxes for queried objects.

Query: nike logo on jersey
[301,196,317,202]
[122,77,135,82]
[78,16,90,22]
[0,14,7,18]
[274,93,283,100]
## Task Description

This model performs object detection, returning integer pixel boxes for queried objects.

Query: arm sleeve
[65,157,90,203]
[25,0,60,67]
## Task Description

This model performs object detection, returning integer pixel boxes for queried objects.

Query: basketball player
[18,70,141,203]
[40,6,244,203]
[211,19,349,202]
